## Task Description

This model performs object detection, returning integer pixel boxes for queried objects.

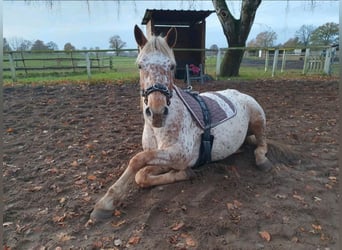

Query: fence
[2,46,338,82]
[3,49,138,81]
[215,46,337,77]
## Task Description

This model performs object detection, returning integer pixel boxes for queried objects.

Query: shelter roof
[141,9,215,26]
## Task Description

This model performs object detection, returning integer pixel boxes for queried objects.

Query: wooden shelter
[141,9,214,79]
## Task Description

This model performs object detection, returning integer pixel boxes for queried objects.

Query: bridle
[141,83,173,106]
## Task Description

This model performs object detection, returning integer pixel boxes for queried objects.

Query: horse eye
[170,65,175,70]
[138,64,142,69]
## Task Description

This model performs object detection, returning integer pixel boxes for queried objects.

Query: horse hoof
[90,208,113,220]
[256,160,273,172]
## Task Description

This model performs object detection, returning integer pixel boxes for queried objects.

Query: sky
[3,0,339,50]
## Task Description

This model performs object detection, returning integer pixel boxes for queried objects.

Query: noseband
[142,83,173,106]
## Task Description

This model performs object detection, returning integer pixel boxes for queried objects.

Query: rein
[142,83,173,106]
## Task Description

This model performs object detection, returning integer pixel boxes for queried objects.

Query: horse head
[134,25,177,128]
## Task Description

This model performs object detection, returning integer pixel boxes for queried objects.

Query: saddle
[174,86,236,167]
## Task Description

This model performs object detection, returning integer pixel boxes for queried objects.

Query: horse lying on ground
[90,25,299,220]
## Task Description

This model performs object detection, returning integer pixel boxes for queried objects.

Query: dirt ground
[3,78,339,250]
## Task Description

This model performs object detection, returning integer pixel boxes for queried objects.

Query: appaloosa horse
[90,25,276,220]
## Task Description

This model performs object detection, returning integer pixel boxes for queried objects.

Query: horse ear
[134,25,147,48]
[165,27,177,48]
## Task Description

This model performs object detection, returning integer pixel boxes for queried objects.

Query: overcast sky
[3,0,339,50]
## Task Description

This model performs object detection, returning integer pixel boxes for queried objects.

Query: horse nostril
[163,107,169,116]
[145,107,152,116]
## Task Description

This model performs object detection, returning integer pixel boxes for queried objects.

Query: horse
[90,25,290,220]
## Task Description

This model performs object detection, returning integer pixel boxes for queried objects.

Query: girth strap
[186,91,214,167]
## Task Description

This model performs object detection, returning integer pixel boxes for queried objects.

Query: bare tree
[8,37,31,51]
[295,24,315,46]
[212,0,262,77]
[17,40,33,51]
[109,35,126,56]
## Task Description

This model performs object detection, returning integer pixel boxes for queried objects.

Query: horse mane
[136,35,176,65]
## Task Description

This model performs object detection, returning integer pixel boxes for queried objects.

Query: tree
[46,41,59,50]
[18,39,33,51]
[64,42,76,51]
[8,37,31,51]
[3,38,12,52]
[310,22,339,45]
[31,39,49,51]
[209,44,219,50]
[295,25,315,46]
[282,37,300,48]
[208,44,219,56]
[109,35,126,56]
[247,30,277,47]
[212,0,262,77]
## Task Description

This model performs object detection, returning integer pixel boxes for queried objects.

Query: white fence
[216,46,337,77]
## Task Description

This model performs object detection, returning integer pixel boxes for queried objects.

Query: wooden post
[323,47,332,75]
[280,49,286,73]
[272,49,279,77]
[86,52,91,79]
[8,53,17,82]
[109,56,113,70]
[215,48,221,78]
[20,51,28,76]
[96,51,101,69]
[186,64,191,87]
[199,64,204,84]
[70,51,76,72]
[264,50,269,72]
[302,48,310,74]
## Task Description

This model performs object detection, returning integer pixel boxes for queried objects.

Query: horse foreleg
[135,165,195,188]
[90,150,157,220]
[90,166,135,220]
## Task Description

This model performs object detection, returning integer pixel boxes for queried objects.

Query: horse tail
[267,139,307,165]
[246,136,306,165]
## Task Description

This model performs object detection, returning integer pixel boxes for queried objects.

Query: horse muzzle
[144,105,169,128]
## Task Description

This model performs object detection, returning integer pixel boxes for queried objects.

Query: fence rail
[3,46,338,82]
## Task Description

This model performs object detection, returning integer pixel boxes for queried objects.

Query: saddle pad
[174,86,237,129]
